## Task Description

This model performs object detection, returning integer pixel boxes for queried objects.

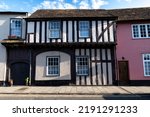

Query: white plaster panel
[98,21,102,42]
[41,21,45,43]
[75,49,79,85]
[81,49,84,56]
[63,21,67,42]
[36,22,40,43]
[107,49,111,60]
[74,21,77,42]
[81,76,85,85]
[104,21,108,42]
[97,63,102,85]
[102,49,106,60]
[109,21,114,42]
[108,63,113,85]
[91,49,95,61]
[46,21,50,43]
[92,62,97,85]
[27,22,34,33]
[35,51,71,80]
[96,49,100,61]
[68,21,72,42]
[92,21,96,42]
[102,63,107,85]
[86,49,91,85]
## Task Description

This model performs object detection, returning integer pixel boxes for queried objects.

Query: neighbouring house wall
[0,14,26,39]
[0,14,26,82]
[116,22,150,81]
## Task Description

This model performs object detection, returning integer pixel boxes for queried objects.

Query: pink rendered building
[110,7,150,85]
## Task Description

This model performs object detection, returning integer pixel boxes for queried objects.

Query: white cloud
[73,0,78,4]
[32,0,108,12]
[32,0,76,12]
[0,2,9,10]
[117,0,150,8]
[117,0,132,2]
[91,0,108,9]
[79,0,90,9]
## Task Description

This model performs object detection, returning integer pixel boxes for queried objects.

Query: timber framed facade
[2,10,117,86]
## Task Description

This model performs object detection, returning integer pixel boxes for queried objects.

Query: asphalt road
[0,94,149,100]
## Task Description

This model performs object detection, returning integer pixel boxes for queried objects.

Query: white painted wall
[35,51,71,80]
[0,13,27,81]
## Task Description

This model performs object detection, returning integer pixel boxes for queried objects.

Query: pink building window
[143,54,150,76]
[132,24,150,39]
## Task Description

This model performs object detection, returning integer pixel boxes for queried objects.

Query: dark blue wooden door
[10,63,29,85]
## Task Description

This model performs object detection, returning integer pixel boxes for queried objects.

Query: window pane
[47,57,59,76]
[143,54,150,76]
[132,25,139,38]
[147,25,150,37]
[50,30,60,38]
[76,57,89,76]
[140,25,146,37]
[79,21,89,37]
[10,19,22,37]
[144,61,150,76]
[49,21,60,38]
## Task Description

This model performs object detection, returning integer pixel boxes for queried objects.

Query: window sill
[76,74,89,76]
[46,75,60,77]
[133,37,150,39]
[79,37,90,39]
[49,38,61,39]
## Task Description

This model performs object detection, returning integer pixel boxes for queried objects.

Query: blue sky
[0,0,150,13]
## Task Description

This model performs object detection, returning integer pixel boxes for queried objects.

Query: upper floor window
[76,56,89,76]
[10,18,22,37]
[79,21,90,38]
[132,24,150,38]
[143,54,150,76]
[49,21,61,38]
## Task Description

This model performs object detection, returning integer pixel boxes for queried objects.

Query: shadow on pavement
[102,94,150,100]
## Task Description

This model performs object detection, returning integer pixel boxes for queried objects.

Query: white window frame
[132,24,150,39]
[49,21,61,38]
[10,18,22,37]
[79,21,90,38]
[46,57,60,76]
[143,54,150,77]
[76,56,89,76]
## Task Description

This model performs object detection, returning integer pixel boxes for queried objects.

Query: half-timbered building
[2,9,117,86]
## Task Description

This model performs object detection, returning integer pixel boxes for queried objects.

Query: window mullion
[138,25,141,38]
[146,24,148,38]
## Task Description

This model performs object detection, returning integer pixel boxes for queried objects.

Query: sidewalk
[0,86,150,95]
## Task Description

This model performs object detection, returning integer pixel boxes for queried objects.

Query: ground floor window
[143,54,150,76]
[76,56,89,76]
[46,57,60,76]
